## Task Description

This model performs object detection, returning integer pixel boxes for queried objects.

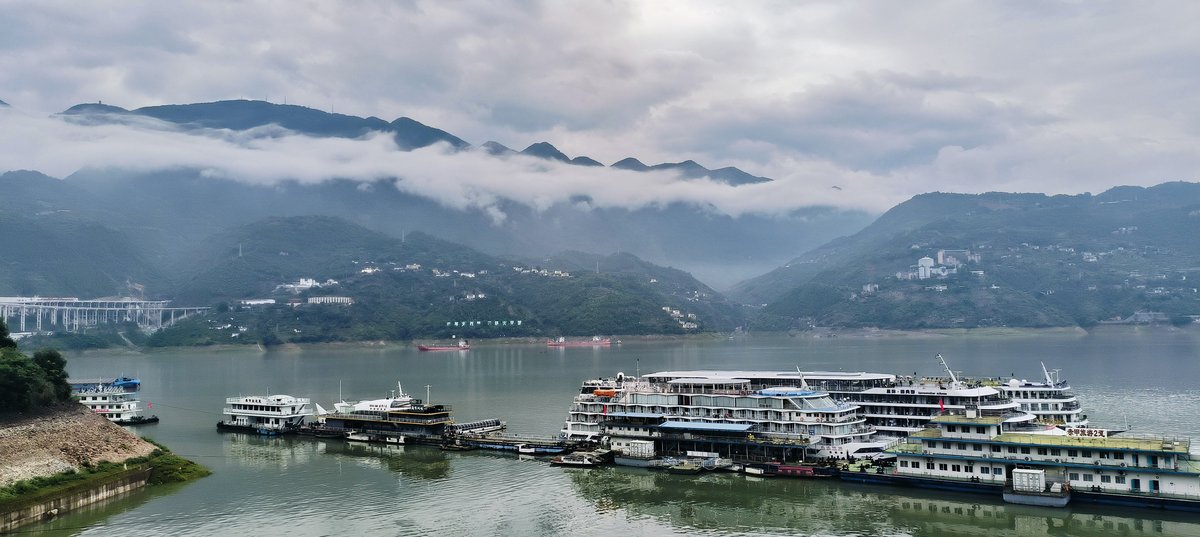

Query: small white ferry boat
[218,394,312,435]
[329,382,414,414]
[69,377,158,425]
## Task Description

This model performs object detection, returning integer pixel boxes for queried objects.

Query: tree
[0,320,16,349]
[33,348,71,401]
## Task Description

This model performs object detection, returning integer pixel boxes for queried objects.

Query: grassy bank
[0,443,209,513]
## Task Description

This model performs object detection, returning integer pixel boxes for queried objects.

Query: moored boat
[1003,469,1071,507]
[418,339,470,351]
[217,394,312,435]
[69,376,158,425]
[548,336,612,347]
[550,449,610,467]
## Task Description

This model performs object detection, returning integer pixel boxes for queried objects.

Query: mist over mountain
[0,100,873,287]
[736,182,1200,329]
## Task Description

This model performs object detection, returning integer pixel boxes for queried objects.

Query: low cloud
[0,110,884,220]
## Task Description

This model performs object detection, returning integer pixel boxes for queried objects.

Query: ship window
[1007,447,1017,454]
[1037,448,1047,455]
[1115,476,1126,484]
[1020,447,1030,454]
[976,426,986,434]
[1113,452,1124,460]
[973,444,982,451]
[1051,449,1061,456]
[938,463,947,471]
[926,462,934,469]
[1099,452,1109,459]
[1083,474,1094,482]
[1101,475,1112,483]
[900,460,908,467]
[991,445,1000,452]
[979,466,989,474]
[1081,450,1092,458]
[947,425,956,432]
[951,464,961,472]
[993,468,1002,475]
[1069,472,1080,481]
[943,442,952,449]
[1068,449,1078,457]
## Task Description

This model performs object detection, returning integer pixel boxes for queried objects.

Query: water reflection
[568,466,1200,537]
[324,442,451,481]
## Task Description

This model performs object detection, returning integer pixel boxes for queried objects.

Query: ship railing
[222,407,311,416]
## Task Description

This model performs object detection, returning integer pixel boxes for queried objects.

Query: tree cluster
[0,321,72,412]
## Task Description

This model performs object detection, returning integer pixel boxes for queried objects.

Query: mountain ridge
[58,99,771,185]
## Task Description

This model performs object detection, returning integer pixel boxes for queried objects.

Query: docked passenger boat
[879,406,1200,510]
[417,339,470,351]
[69,377,159,425]
[319,382,453,441]
[217,394,312,435]
[548,336,612,347]
[562,371,888,460]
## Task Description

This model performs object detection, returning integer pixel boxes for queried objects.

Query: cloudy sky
[2,1,1199,213]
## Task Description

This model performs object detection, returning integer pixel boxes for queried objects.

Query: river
[29,328,1200,536]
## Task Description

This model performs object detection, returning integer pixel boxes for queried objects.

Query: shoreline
[56,324,1198,356]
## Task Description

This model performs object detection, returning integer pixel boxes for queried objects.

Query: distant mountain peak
[61,102,130,115]
[0,99,8,107]
[611,157,650,172]
[570,156,604,167]
[481,141,516,156]
[609,157,769,185]
[521,142,570,162]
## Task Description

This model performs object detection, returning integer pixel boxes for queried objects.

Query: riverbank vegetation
[0,321,72,412]
[0,443,210,513]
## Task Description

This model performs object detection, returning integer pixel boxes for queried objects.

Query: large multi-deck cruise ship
[562,371,888,459]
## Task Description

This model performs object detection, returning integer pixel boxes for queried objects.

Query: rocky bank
[0,404,157,487]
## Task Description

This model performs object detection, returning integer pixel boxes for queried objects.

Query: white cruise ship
[69,377,158,425]
[562,371,888,460]
[218,394,312,435]
[798,355,1041,437]
[995,363,1088,427]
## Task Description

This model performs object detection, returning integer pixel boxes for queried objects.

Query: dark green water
[28,329,1200,536]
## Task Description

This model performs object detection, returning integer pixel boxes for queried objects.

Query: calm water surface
[30,329,1200,536]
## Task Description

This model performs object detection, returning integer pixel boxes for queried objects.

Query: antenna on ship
[1040,361,1055,385]
[936,353,959,385]
[795,366,810,390]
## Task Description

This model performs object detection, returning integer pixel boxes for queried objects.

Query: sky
[2,0,1199,214]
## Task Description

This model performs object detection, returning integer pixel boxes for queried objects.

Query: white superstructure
[562,371,887,459]
[331,382,414,414]
[997,363,1088,427]
[70,377,155,425]
[75,386,146,423]
[220,394,312,434]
